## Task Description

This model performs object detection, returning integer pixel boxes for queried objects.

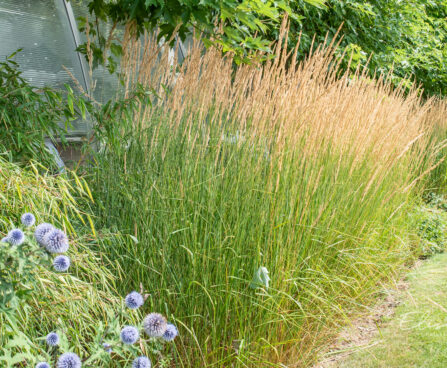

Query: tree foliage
[291,0,447,96]
[79,0,447,96]
[77,0,326,64]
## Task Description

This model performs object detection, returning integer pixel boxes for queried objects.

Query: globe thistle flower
[120,326,139,344]
[36,363,50,368]
[162,323,178,341]
[125,291,144,309]
[132,356,151,368]
[21,212,36,227]
[7,229,24,246]
[35,223,54,245]
[43,229,69,253]
[102,342,112,353]
[46,332,60,346]
[53,255,71,272]
[57,352,81,368]
[143,313,167,337]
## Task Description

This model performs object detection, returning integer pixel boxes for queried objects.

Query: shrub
[408,193,447,257]
[0,51,86,168]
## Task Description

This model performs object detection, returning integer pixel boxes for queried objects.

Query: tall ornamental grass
[89,22,447,367]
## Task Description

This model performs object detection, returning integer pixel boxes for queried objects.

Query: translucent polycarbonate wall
[0,0,193,138]
[70,1,121,105]
[0,0,89,136]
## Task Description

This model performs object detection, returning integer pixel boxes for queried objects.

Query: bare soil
[313,261,423,368]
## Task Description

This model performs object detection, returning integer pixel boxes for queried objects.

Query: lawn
[339,253,447,368]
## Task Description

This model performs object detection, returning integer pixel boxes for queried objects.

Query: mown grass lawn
[340,253,447,368]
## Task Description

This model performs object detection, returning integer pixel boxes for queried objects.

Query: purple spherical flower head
[162,323,178,341]
[53,255,71,272]
[36,363,50,368]
[143,313,167,337]
[57,352,81,368]
[43,229,69,253]
[132,356,151,368]
[7,229,24,246]
[46,331,60,346]
[125,291,144,309]
[35,223,54,245]
[120,326,139,344]
[21,212,36,227]
[102,342,112,353]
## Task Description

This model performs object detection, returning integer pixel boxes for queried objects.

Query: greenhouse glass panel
[0,0,89,136]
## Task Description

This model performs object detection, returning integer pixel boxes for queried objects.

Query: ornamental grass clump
[89,20,447,366]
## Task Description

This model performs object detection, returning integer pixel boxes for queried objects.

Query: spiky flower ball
[53,255,71,272]
[57,352,81,368]
[163,323,178,341]
[125,291,144,309]
[21,213,36,227]
[143,313,167,337]
[46,332,60,346]
[102,342,112,353]
[120,326,139,344]
[132,356,151,368]
[43,229,69,253]
[7,229,24,246]
[36,363,50,368]
[35,223,54,245]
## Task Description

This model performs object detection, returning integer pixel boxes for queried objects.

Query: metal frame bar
[62,0,90,95]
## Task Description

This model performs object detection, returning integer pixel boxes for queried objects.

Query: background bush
[0,52,85,168]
